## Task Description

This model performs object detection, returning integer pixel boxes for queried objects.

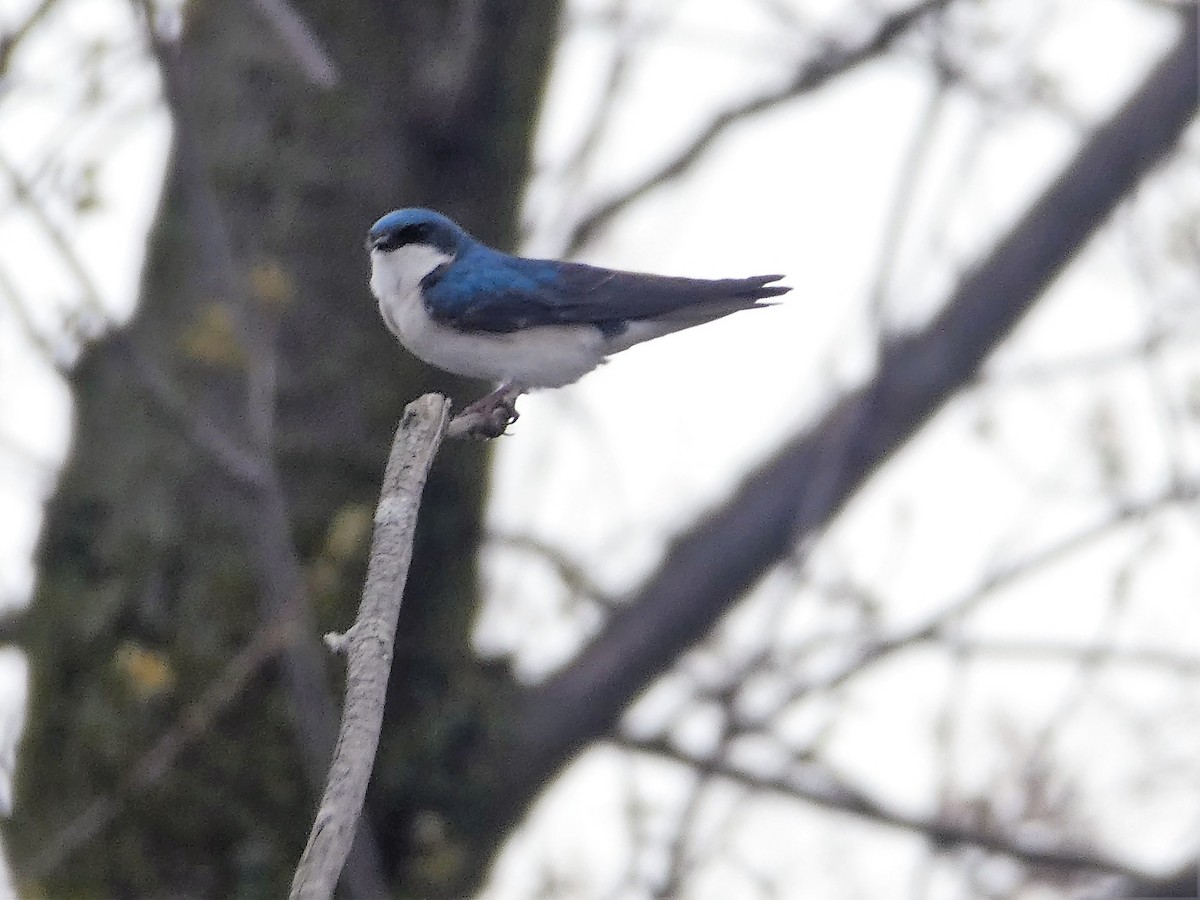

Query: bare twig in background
[25,618,298,877]
[113,335,271,488]
[249,0,341,89]
[0,262,67,372]
[561,0,953,255]
[862,70,951,331]
[0,0,61,75]
[290,394,451,900]
[517,18,1199,782]
[489,531,620,610]
[0,148,114,324]
[619,735,1147,880]
[792,483,1198,697]
[941,638,1200,674]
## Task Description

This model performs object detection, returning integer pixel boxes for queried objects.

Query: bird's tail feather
[602,274,791,352]
[650,275,790,323]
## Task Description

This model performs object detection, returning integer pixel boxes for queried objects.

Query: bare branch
[25,618,298,877]
[137,9,238,295]
[972,330,1195,388]
[0,261,69,372]
[863,72,952,330]
[935,637,1200,674]
[112,335,271,488]
[792,485,1198,696]
[0,148,114,324]
[488,531,620,609]
[516,15,1200,791]
[561,0,954,255]
[558,0,637,182]
[290,394,451,900]
[250,0,341,89]
[618,736,1149,880]
[0,0,61,75]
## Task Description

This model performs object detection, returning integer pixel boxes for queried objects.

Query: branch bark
[561,0,954,255]
[290,394,451,900]
[515,12,1199,794]
[619,736,1147,880]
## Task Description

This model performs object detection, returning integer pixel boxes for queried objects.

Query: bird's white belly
[371,256,607,389]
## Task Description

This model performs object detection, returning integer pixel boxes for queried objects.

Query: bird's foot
[448,386,522,440]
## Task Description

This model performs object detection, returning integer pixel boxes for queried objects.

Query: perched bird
[367,207,790,437]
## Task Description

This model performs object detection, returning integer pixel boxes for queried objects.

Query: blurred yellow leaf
[181,303,246,367]
[324,503,373,563]
[114,641,175,699]
[250,259,295,308]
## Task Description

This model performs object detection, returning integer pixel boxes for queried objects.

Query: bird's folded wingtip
[755,274,792,299]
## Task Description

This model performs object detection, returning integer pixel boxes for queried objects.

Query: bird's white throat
[369,243,453,306]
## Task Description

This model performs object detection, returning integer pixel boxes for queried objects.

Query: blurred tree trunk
[8,1,559,897]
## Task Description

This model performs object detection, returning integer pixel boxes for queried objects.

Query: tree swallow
[367,208,790,437]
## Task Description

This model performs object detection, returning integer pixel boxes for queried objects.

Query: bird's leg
[448,382,523,440]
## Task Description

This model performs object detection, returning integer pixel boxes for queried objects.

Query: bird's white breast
[369,245,610,389]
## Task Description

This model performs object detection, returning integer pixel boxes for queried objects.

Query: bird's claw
[448,389,521,440]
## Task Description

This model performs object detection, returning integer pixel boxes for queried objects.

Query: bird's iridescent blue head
[367,208,468,256]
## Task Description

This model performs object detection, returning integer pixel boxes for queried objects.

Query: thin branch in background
[137,7,238,298]
[929,0,1086,127]
[595,759,640,900]
[940,638,1200,675]
[561,0,953,255]
[249,0,340,89]
[862,70,951,333]
[929,633,971,854]
[0,0,61,75]
[876,65,991,321]
[536,0,637,245]
[708,484,1199,739]
[1115,148,1200,495]
[619,735,1148,881]
[791,484,1198,698]
[659,483,1199,776]
[24,617,299,878]
[970,329,1200,388]
[488,531,620,610]
[0,148,114,325]
[564,0,638,173]
[0,261,69,372]
[15,15,161,200]
[1018,538,1149,769]
[906,839,940,900]
[564,2,754,58]
[111,335,270,488]
[290,394,450,900]
[1131,287,1194,492]
[749,0,813,32]
[669,782,763,898]
[649,762,715,899]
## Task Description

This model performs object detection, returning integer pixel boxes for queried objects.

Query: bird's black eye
[371,223,430,253]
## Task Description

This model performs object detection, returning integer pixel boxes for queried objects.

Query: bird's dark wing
[422,247,789,334]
